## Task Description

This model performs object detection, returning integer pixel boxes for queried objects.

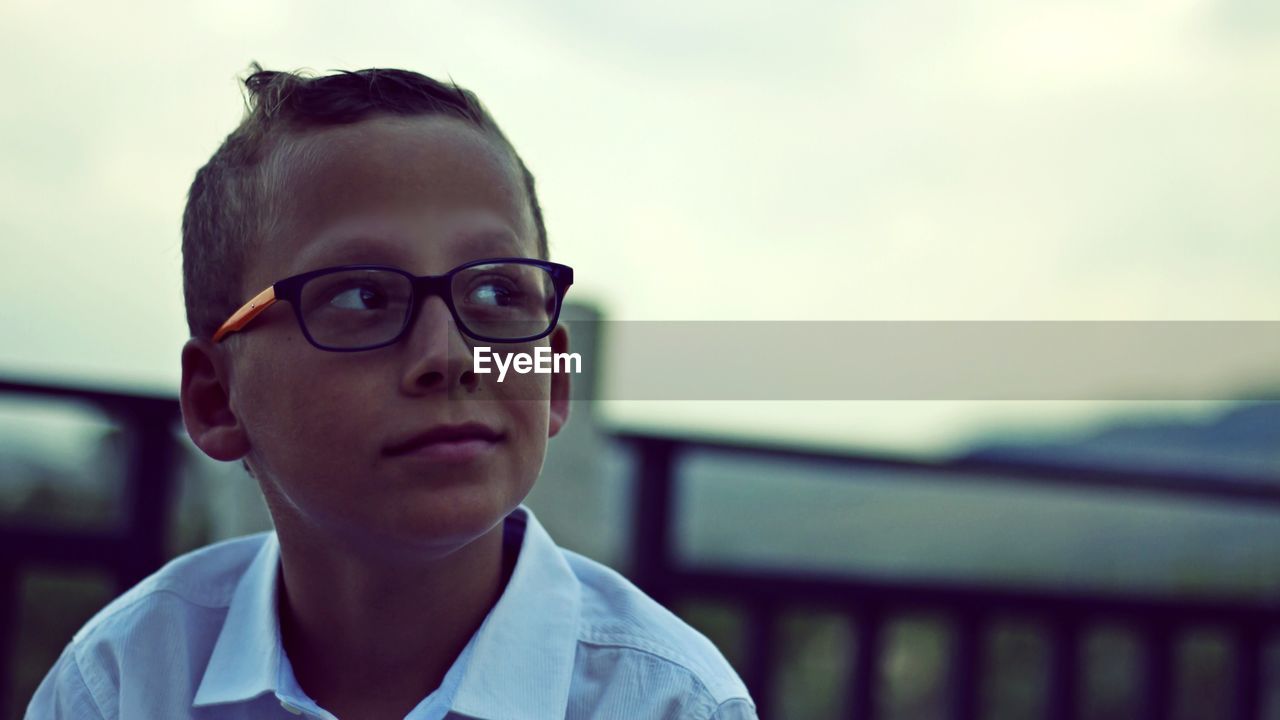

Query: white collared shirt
[26,505,757,719]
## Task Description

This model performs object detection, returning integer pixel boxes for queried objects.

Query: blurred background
[2,1,1279,718]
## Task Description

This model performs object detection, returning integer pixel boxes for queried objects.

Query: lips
[384,422,505,456]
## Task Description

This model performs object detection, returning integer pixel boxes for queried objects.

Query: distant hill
[961,402,1280,481]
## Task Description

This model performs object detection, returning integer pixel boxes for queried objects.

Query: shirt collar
[192,529,283,707]
[192,505,582,720]
[450,505,582,720]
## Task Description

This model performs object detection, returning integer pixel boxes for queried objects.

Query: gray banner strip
[546,321,1280,400]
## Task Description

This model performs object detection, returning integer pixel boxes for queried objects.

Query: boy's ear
[547,324,571,438]
[180,338,250,461]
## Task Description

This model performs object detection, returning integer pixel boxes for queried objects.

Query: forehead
[250,115,535,286]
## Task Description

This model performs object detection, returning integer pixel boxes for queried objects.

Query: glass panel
[676,599,747,670]
[981,619,1047,720]
[1173,628,1232,720]
[0,396,124,530]
[674,449,1280,599]
[879,614,950,720]
[774,609,850,720]
[11,568,115,720]
[169,421,273,557]
[1082,624,1140,720]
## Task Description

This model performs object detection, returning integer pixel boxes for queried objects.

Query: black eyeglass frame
[214,257,574,352]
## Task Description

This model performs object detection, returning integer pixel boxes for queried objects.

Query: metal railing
[2,377,1278,718]
[620,433,1280,720]
[0,378,180,716]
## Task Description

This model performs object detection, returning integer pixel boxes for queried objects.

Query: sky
[1,0,1277,454]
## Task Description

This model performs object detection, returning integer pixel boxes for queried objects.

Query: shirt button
[280,700,304,715]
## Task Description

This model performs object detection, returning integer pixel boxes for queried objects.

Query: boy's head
[179,66,570,559]
[182,65,548,342]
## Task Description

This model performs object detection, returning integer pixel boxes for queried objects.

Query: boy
[27,66,756,719]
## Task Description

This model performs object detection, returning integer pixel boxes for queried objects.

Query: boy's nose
[398,295,478,393]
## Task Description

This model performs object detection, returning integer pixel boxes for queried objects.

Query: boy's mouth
[384,422,505,457]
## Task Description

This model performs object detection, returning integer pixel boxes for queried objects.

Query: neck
[274,518,517,717]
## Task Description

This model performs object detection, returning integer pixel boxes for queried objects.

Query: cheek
[474,342,556,400]
[508,391,553,470]
[480,365,552,431]
[236,350,375,474]
[479,373,552,462]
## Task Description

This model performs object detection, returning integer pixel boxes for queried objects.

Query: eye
[466,277,520,307]
[329,284,389,311]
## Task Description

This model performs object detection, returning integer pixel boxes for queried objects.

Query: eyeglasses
[213,257,574,352]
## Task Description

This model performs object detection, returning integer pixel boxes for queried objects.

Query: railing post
[115,403,177,590]
[0,563,15,717]
[630,437,678,604]
[1139,622,1174,720]
[848,606,884,720]
[742,601,778,717]
[1046,617,1081,720]
[1232,622,1261,720]
[950,610,982,720]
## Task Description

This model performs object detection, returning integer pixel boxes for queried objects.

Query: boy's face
[189,115,569,557]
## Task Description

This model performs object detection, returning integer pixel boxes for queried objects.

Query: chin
[382,483,523,548]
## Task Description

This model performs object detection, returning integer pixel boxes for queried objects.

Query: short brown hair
[181,65,548,340]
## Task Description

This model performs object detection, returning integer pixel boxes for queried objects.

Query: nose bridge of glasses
[410,273,452,303]
[405,273,466,344]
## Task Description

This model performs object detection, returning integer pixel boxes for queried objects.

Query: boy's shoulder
[72,531,270,642]
[27,533,274,719]
[559,546,750,705]
[36,512,756,719]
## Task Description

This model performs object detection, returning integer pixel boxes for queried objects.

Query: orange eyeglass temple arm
[212,286,278,343]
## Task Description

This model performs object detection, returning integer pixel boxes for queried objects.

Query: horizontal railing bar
[0,377,178,419]
[0,528,135,567]
[660,568,1280,626]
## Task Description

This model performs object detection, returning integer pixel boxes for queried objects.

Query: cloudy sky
[2,0,1277,452]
